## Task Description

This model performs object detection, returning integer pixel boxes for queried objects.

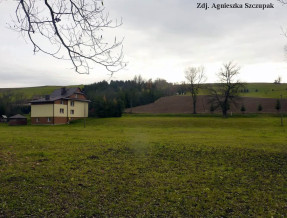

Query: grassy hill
[196,83,287,98]
[0,85,83,100]
[239,83,287,98]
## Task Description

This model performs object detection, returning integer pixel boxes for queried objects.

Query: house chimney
[45,95,50,100]
[61,87,66,95]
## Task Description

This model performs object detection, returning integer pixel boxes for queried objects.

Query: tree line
[0,62,284,118]
[84,76,176,118]
[85,61,246,118]
[0,92,30,116]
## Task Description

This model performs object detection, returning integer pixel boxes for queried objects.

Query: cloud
[0,0,287,87]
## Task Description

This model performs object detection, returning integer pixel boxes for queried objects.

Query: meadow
[0,85,83,100]
[0,115,287,216]
[197,83,287,99]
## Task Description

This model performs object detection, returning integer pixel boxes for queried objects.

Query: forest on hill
[84,76,176,117]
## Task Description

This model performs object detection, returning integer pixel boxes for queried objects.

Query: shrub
[240,105,246,114]
[257,104,263,112]
[210,104,215,113]
[275,99,281,111]
[89,97,125,118]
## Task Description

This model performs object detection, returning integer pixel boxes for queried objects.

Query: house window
[70,101,75,106]
[47,117,51,122]
[75,94,78,98]
[36,118,39,123]
[61,100,64,104]
[70,110,74,115]
[60,108,64,114]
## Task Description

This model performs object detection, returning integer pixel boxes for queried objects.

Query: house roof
[9,114,27,119]
[30,87,89,103]
[50,87,78,99]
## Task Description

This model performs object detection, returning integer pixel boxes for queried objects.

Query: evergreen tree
[257,104,263,112]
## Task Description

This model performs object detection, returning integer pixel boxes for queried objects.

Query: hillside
[0,85,83,101]
[196,83,287,99]
[126,95,287,114]
[0,83,286,100]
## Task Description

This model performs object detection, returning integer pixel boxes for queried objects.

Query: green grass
[241,83,287,98]
[196,83,287,98]
[1,115,287,216]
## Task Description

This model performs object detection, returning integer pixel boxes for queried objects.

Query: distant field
[0,115,287,216]
[240,83,287,98]
[195,83,287,98]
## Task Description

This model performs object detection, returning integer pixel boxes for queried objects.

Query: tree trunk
[193,100,197,114]
[192,94,197,114]
[222,109,227,117]
[222,103,228,117]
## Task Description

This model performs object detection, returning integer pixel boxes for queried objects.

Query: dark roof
[50,87,78,99]
[30,87,88,103]
[9,114,27,119]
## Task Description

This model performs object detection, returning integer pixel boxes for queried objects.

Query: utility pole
[280,93,283,126]
[84,102,86,128]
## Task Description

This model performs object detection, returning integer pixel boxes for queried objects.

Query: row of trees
[0,61,283,118]
[239,100,282,114]
[185,61,244,117]
[0,92,30,116]
[185,61,286,117]
[84,76,176,117]
[85,61,248,118]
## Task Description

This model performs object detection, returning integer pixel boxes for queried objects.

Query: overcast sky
[0,0,287,88]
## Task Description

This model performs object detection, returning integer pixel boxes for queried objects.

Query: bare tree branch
[209,62,244,117]
[9,0,125,75]
[185,66,206,114]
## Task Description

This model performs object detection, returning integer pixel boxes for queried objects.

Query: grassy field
[0,115,287,216]
[241,83,287,98]
[196,83,287,98]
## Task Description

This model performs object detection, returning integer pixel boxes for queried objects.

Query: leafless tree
[9,0,124,74]
[185,66,206,114]
[274,76,282,84]
[209,62,244,117]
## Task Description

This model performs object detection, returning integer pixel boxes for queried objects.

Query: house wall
[31,117,54,125]
[31,117,68,125]
[54,100,68,105]
[54,117,68,124]
[68,101,89,118]
[31,104,53,117]
[9,119,27,126]
[70,94,86,100]
[54,104,68,117]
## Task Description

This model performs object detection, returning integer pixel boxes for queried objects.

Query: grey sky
[0,0,287,88]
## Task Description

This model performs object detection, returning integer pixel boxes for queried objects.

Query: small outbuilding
[8,114,27,126]
[0,115,7,123]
